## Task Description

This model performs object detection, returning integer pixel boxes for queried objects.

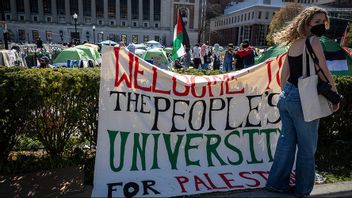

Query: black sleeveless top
[287,54,303,87]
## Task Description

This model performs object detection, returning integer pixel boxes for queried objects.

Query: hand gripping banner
[92,46,287,197]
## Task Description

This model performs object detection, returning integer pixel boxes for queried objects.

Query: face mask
[310,24,326,37]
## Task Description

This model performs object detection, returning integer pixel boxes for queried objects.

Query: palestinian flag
[172,9,190,61]
[320,36,352,76]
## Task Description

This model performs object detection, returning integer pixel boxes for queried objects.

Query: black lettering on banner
[171,100,190,132]
[245,95,262,127]
[208,98,225,130]
[188,100,206,131]
[127,92,140,112]
[267,92,281,124]
[152,96,171,131]
[142,180,161,195]
[107,182,123,198]
[110,91,126,111]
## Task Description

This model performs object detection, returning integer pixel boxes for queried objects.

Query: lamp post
[92,25,96,44]
[101,31,104,42]
[73,13,78,44]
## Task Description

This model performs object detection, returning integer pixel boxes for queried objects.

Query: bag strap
[305,36,330,82]
[302,38,314,77]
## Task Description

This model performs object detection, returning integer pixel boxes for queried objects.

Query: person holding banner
[265,7,339,197]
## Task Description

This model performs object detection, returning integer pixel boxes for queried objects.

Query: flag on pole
[171,9,190,61]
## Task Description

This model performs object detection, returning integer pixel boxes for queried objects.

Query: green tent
[53,47,90,64]
[141,48,169,64]
[75,45,100,60]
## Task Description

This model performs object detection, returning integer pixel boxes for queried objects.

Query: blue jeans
[266,82,319,196]
[223,61,232,72]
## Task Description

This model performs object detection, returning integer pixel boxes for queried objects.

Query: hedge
[0,67,351,162]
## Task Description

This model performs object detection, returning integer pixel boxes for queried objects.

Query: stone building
[209,0,352,47]
[0,0,202,46]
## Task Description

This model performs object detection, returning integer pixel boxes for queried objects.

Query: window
[252,12,254,19]
[133,22,137,27]
[258,11,262,19]
[96,0,103,17]
[143,35,149,43]
[19,30,26,41]
[265,12,269,20]
[144,22,148,27]
[132,0,139,20]
[43,0,52,14]
[83,0,91,16]
[108,0,116,18]
[110,21,115,25]
[121,34,127,44]
[32,30,39,41]
[70,0,78,15]
[120,0,127,19]
[155,23,159,28]
[57,0,65,15]
[6,15,10,20]
[30,0,38,14]
[122,21,126,26]
[132,35,138,43]
[3,0,11,11]
[154,0,161,21]
[46,31,52,41]
[244,14,246,21]
[98,20,103,25]
[248,13,250,20]
[241,14,243,22]
[16,0,25,12]
[33,16,38,21]
[47,17,51,22]
[20,15,25,20]
[143,0,150,20]
[154,35,160,42]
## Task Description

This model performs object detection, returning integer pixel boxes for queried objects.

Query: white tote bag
[298,38,332,122]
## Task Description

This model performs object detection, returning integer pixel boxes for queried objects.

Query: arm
[280,55,290,90]
[311,36,340,111]
[311,37,337,92]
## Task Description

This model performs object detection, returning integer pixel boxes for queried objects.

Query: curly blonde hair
[273,6,329,45]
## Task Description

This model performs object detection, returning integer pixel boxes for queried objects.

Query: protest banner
[92,46,287,197]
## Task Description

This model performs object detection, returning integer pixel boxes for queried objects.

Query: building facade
[209,0,352,47]
[0,0,201,46]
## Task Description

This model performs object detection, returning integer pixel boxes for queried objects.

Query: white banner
[92,47,287,197]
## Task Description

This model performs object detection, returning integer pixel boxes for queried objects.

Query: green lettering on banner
[224,131,243,165]
[205,134,227,167]
[260,128,279,162]
[151,134,160,170]
[108,130,129,172]
[243,129,264,164]
[163,134,184,170]
[131,133,149,171]
[185,134,203,167]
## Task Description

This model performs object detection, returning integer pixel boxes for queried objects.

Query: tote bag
[298,37,332,122]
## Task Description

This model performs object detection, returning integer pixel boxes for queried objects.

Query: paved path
[65,181,352,197]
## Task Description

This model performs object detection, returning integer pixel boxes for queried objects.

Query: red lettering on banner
[252,171,269,181]
[172,74,191,96]
[265,60,273,90]
[218,172,244,189]
[204,173,227,190]
[211,75,225,96]
[226,76,244,94]
[239,172,261,187]
[276,52,287,87]
[194,175,212,191]
[151,67,171,94]
[133,55,152,91]
[114,47,132,88]
[190,76,207,98]
[175,176,189,193]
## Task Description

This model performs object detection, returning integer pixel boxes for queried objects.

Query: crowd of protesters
[185,40,258,72]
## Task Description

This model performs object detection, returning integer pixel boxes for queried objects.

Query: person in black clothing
[36,37,43,48]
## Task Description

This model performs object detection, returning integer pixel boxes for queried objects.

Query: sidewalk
[65,181,352,197]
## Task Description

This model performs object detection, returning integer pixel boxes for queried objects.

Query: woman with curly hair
[265,6,339,197]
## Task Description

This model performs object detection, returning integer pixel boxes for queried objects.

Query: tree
[266,3,304,45]
[344,23,352,48]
